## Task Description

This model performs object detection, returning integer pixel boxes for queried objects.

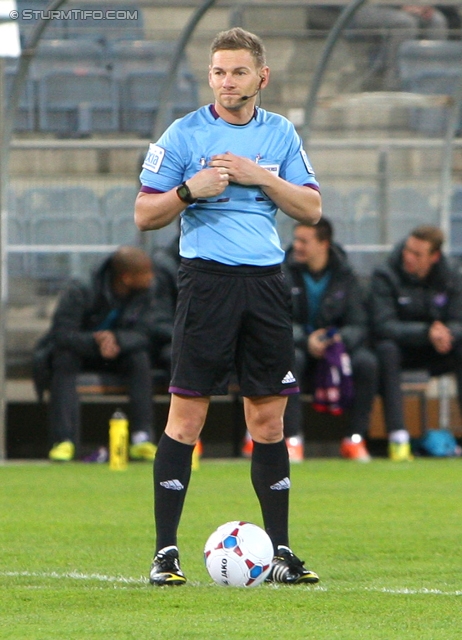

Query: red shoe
[241,432,253,459]
[285,436,304,463]
[340,436,371,462]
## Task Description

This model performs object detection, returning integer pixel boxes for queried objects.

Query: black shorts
[169,258,299,397]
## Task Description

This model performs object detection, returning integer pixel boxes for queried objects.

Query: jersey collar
[209,104,257,124]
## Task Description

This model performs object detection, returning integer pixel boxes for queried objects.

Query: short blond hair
[210,27,266,68]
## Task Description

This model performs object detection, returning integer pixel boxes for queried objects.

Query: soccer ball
[204,521,274,587]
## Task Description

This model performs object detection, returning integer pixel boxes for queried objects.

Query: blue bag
[419,429,460,457]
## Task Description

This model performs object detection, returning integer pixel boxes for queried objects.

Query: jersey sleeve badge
[143,144,165,173]
[300,149,315,175]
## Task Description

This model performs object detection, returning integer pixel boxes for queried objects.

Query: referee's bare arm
[135,190,186,231]
[254,161,322,224]
[263,180,322,225]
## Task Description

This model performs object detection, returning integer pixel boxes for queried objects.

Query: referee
[135,27,322,586]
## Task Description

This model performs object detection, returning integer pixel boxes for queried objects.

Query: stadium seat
[319,185,345,214]
[37,69,119,136]
[22,186,101,219]
[6,188,28,276]
[449,186,462,256]
[172,72,200,118]
[109,218,142,246]
[109,40,198,136]
[108,39,184,77]
[406,70,462,135]
[389,187,438,243]
[101,185,139,218]
[345,186,380,244]
[29,214,108,284]
[450,215,462,256]
[276,211,296,250]
[119,69,199,136]
[7,217,29,278]
[31,39,107,78]
[4,66,36,132]
[22,187,105,283]
[30,215,107,247]
[7,216,26,245]
[315,185,353,245]
[451,185,462,216]
[63,4,144,41]
[101,186,140,245]
[339,186,380,244]
[398,40,462,135]
[118,69,163,135]
[398,40,462,85]
[7,187,21,218]
[30,214,106,245]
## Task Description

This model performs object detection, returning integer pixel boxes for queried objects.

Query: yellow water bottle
[109,409,128,471]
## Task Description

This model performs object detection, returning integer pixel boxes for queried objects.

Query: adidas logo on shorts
[281,371,296,384]
[160,479,184,491]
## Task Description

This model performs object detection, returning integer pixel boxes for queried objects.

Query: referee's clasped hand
[209,151,268,187]
[187,167,230,199]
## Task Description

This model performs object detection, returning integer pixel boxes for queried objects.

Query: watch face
[177,183,195,203]
[178,185,189,200]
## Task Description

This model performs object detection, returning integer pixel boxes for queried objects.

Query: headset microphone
[241,78,264,101]
[241,89,260,101]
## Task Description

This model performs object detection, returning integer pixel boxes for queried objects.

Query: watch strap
[176,182,197,204]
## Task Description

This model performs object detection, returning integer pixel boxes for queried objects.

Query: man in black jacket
[283,218,378,461]
[370,225,462,461]
[42,246,172,462]
[151,236,180,329]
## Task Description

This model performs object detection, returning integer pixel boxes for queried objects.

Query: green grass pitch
[1,457,461,639]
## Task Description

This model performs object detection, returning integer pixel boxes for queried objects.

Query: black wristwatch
[176,182,197,204]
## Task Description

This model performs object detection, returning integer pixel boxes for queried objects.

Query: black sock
[251,439,290,552]
[153,433,194,553]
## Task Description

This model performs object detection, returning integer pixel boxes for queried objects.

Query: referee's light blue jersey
[139,105,319,267]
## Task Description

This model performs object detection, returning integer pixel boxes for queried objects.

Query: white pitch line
[1,571,462,595]
[1,570,149,585]
[365,586,462,596]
